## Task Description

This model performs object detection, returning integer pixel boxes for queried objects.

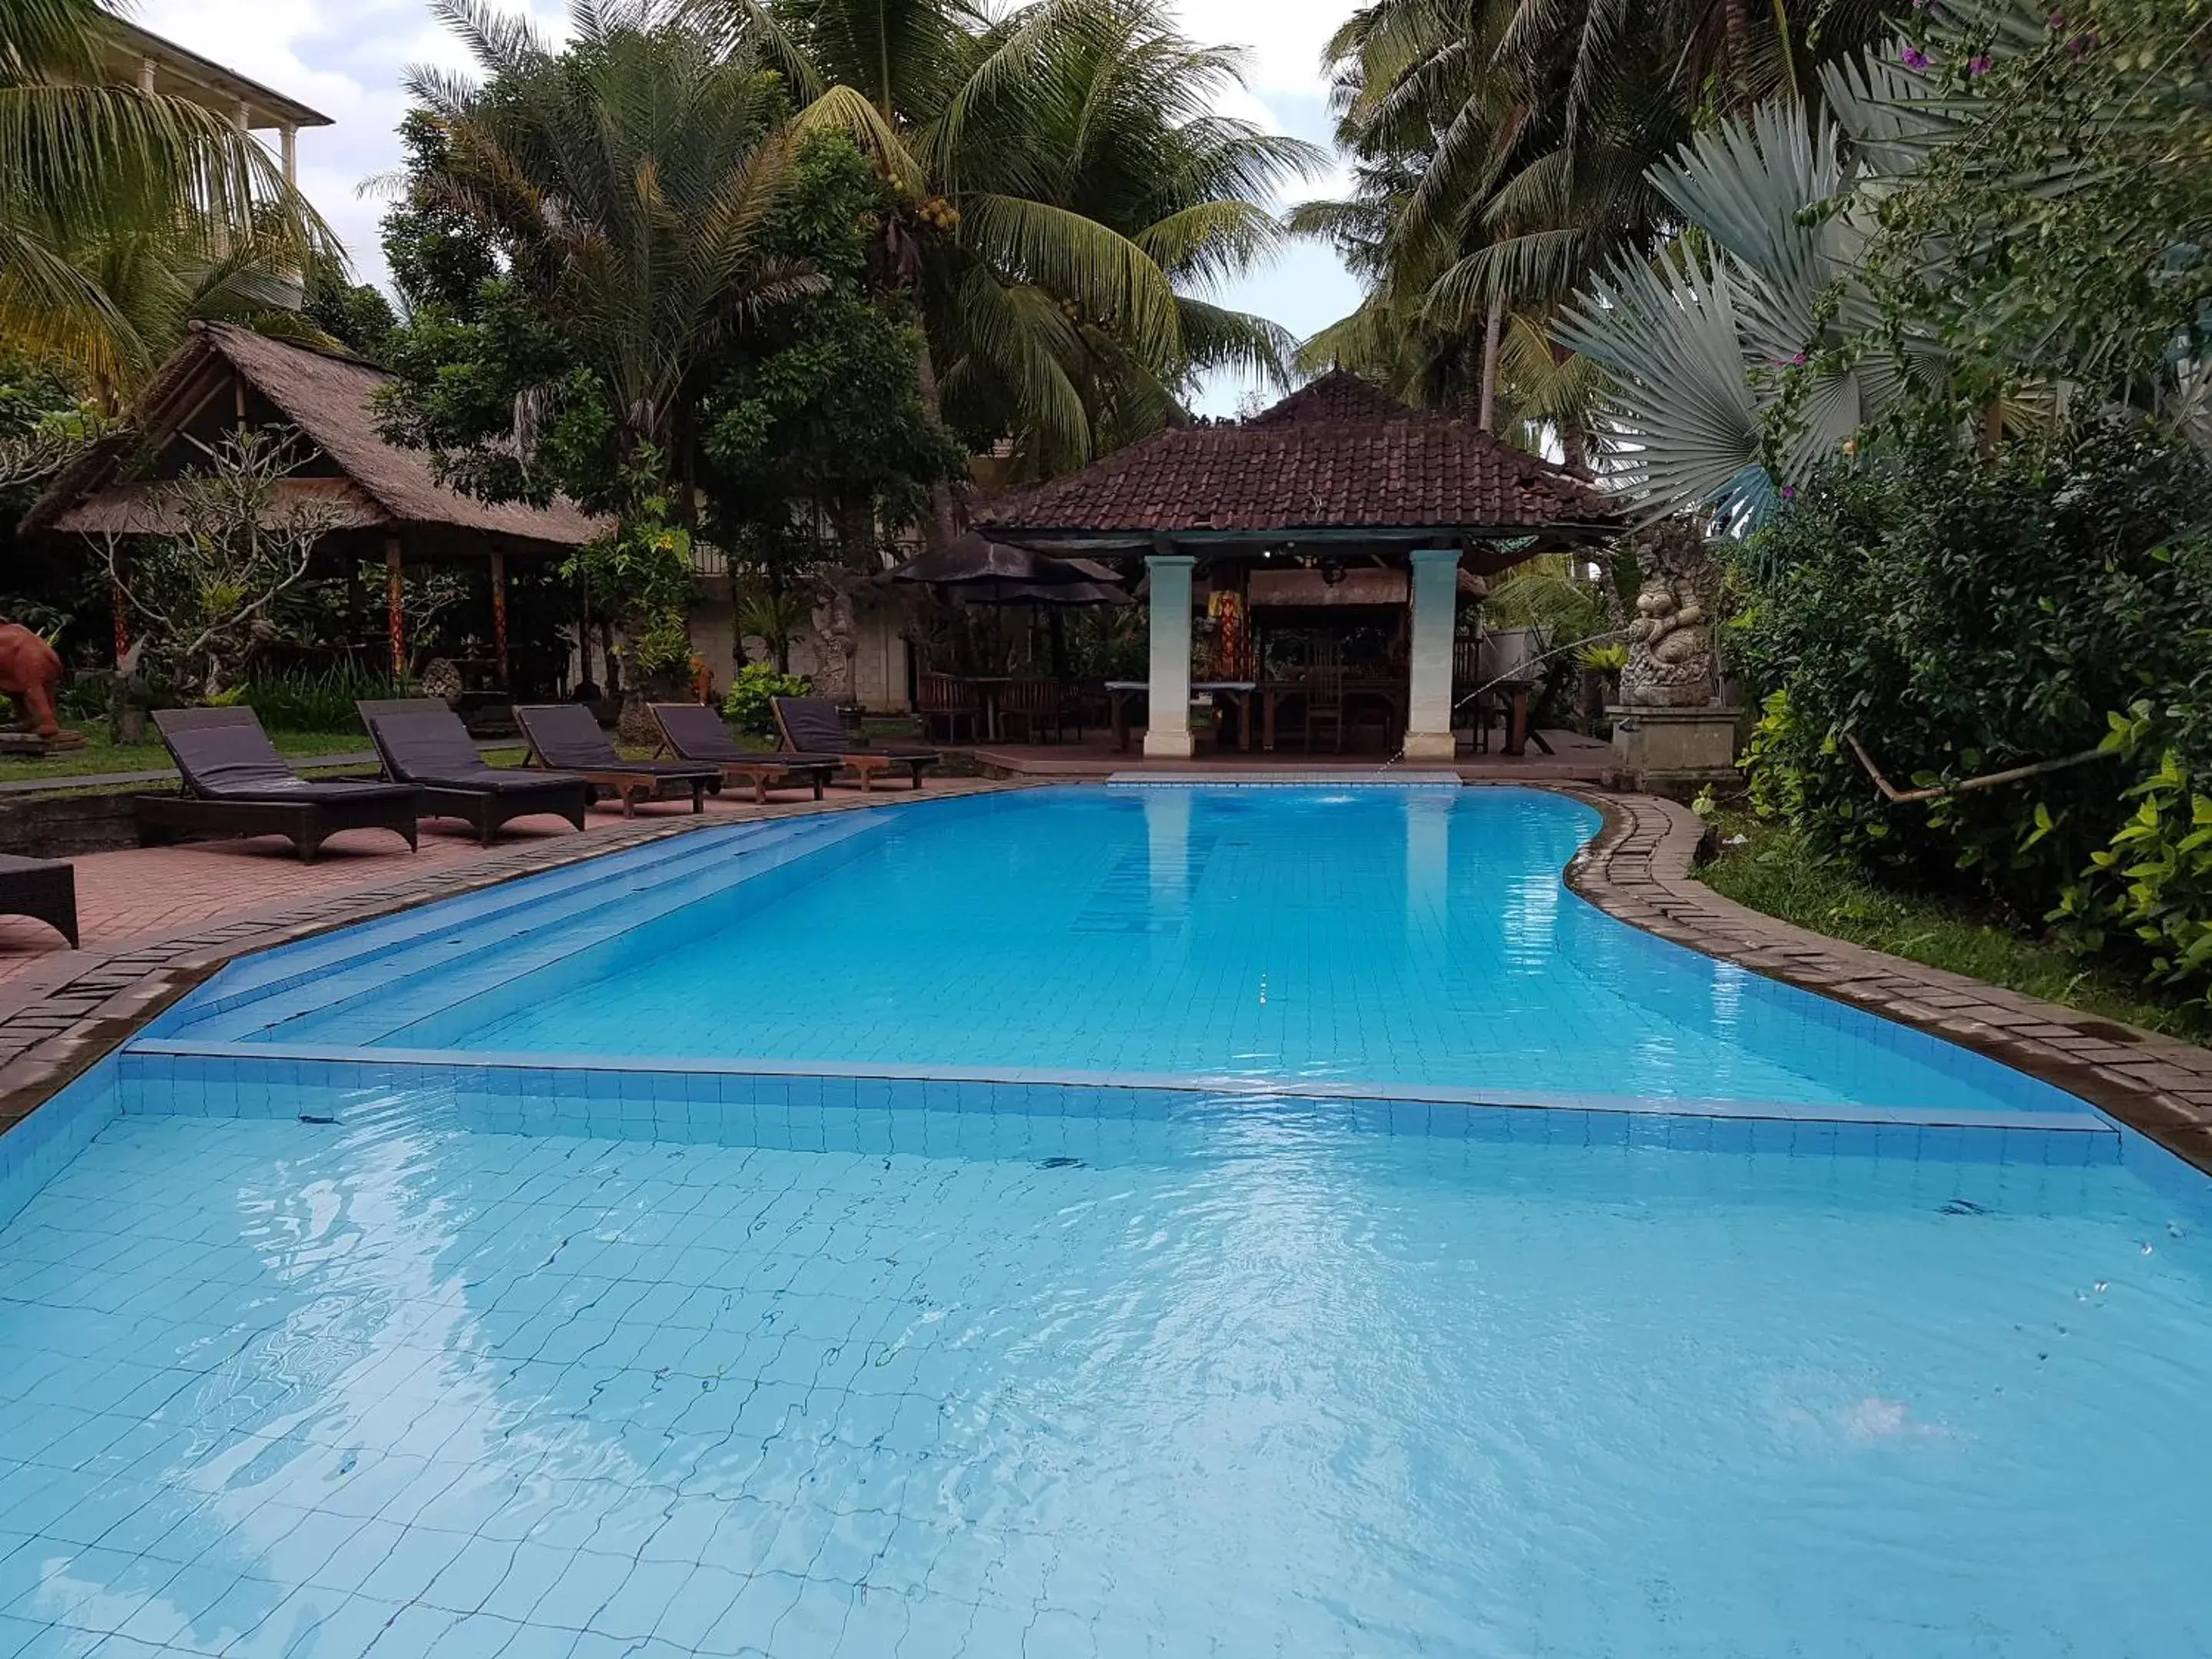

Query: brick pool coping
[1559,788,2212,1175]
[2,778,2209,1174]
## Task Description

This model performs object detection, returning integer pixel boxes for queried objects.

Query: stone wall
[0,792,141,859]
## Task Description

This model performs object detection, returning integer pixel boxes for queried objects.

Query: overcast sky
[131,0,1359,414]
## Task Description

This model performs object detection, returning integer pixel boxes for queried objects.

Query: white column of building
[1402,547,1462,760]
[1143,551,1197,759]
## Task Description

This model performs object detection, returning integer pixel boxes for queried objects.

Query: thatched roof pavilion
[23,323,601,686]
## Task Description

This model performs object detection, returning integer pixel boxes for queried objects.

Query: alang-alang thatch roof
[975,369,1622,558]
[23,322,601,558]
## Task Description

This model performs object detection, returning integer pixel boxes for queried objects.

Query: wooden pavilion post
[385,538,406,679]
[489,550,511,690]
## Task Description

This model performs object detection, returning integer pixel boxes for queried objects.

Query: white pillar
[1143,551,1196,759]
[1403,547,1461,760]
[281,124,298,186]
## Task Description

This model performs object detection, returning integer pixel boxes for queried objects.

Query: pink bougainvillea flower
[1901,44,1930,67]
[1968,53,1992,75]
[1780,485,1798,502]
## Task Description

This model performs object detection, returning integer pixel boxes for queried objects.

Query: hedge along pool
[1,784,2207,1657]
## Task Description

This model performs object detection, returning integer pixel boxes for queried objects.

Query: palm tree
[0,0,327,395]
[402,0,810,500]
[695,0,1322,477]
[1298,0,1902,452]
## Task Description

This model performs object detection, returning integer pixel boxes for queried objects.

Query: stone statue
[0,621,67,738]
[1620,578,1716,705]
[1618,518,1719,707]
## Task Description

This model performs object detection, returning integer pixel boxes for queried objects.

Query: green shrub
[235,662,409,732]
[2051,709,2212,1003]
[721,661,811,736]
[1732,421,2212,918]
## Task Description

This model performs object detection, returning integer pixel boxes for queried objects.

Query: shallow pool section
[2,1067,2210,1658]
[141,786,2098,1129]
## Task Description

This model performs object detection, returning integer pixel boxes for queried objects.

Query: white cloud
[1174,0,1343,99]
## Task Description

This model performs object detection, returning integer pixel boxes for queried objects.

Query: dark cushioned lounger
[512,704,720,816]
[138,706,419,863]
[771,697,940,791]
[0,853,77,946]
[648,703,842,803]
[358,698,590,845]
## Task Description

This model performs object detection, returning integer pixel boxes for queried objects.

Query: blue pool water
[154,787,2094,1126]
[2,785,2209,1657]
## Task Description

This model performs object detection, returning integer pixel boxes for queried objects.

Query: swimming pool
[1,784,2207,1657]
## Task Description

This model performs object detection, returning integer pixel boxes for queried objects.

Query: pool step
[172,823,769,1012]
[153,815,874,1045]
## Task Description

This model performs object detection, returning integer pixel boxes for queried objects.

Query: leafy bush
[1733,420,2212,1002]
[2051,710,2212,1002]
[1733,421,2212,909]
[236,662,409,733]
[721,662,811,736]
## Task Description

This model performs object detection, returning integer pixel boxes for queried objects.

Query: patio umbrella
[882,532,1107,589]
[948,578,1131,608]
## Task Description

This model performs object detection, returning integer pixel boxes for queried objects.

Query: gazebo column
[1403,547,1461,760]
[1143,550,1196,759]
[385,538,406,679]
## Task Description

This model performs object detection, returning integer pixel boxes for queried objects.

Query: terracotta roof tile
[979,370,1619,540]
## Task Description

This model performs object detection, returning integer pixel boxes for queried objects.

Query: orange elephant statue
[0,621,67,740]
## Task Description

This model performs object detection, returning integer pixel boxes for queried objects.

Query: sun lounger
[0,854,77,946]
[138,707,419,863]
[512,704,720,816]
[357,697,589,844]
[647,704,842,803]
[770,697,940,791]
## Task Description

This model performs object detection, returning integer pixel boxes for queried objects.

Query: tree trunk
[912,336,962,551]
[1478,296,1504,432]
[1560,422,1588,473]
[1723,0,1757,108]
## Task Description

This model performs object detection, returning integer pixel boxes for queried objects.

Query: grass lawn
[0,728,525,785]
[1695,811,2212,1045]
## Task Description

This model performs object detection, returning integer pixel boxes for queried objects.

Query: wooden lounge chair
[358,697,589,844]
[770,697,941,791]
[137,707,419,863]
[647,704,843,803]
[0,854,77,946]
[512,703,720,816]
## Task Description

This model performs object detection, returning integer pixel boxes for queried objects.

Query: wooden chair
[1303,664,1348,753]
[916,671,979,742]
[997,677,1062,743]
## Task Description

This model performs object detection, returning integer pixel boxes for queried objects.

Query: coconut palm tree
[0,0,328,393]
[694,0,1322,475]
[1298,0,1904,449]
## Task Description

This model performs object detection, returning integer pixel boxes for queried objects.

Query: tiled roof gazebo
[976,371,1621,759]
